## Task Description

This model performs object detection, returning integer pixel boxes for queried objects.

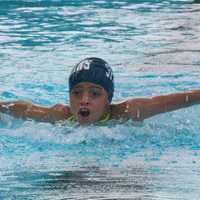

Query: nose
[80,92,89,105]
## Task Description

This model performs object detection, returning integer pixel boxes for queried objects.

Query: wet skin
[70,82,110,125]
[1,84,200,124]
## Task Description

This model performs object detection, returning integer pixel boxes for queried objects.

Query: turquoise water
[1,0,200,199]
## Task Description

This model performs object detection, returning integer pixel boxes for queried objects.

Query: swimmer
[1,57,200,125]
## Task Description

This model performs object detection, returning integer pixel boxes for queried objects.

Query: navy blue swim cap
[69,57,114,102]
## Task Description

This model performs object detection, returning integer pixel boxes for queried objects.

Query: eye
[71,89,82,97]
[89,89,102,98]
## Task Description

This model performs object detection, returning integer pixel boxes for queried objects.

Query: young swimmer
[1,57,200,125]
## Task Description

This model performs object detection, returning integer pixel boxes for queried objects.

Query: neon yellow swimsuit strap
[67,112,111,124]
[99,112,111,123]
[67,115,76,122]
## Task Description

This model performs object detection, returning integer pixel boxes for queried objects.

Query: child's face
[69,82,109,125]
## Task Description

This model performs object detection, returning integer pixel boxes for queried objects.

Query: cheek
[93,99,109,112]
[69,97,78,112]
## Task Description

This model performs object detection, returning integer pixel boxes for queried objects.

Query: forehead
[72,82,104,90]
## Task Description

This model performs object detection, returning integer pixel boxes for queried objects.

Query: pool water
[1,0,200,199]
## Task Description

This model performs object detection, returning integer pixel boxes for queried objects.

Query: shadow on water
[1,167,152,199]
[193,0,200,3]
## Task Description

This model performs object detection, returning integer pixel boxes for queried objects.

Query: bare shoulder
[110,98,151,121]
[49,104,72,120]
[51,104,70,112]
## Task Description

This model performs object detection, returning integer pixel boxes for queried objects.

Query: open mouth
[78,108,90,117]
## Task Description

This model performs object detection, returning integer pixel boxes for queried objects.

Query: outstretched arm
[111,89,200,121]
[0,101,71,123]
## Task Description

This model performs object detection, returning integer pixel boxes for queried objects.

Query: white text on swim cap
[75,60,91,72]
[105,64,113,80]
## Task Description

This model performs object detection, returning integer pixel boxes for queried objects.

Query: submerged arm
[0,101,70,123]
[112,89,200,121]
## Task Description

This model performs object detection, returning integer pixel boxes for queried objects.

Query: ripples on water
[1,0,200,199]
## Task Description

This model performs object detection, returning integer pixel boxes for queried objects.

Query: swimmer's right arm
[0,101,70,123]
[111,89,200,121]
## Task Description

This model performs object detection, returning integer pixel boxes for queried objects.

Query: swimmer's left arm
[0,101,70,123]
[112,89,200,121]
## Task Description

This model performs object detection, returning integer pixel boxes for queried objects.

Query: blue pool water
[1,0,200,199]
